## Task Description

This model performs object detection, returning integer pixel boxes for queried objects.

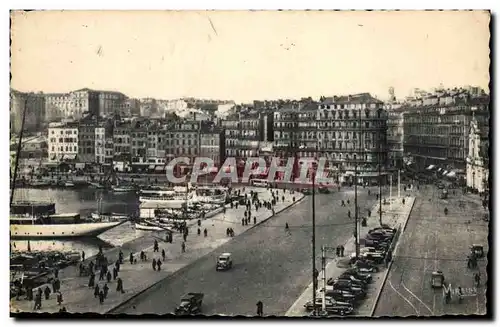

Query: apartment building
[47,122,79,162]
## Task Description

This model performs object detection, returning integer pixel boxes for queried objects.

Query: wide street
[374,185,489,317]
[112,186,381,316]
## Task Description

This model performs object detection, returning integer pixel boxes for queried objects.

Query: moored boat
[134,222,165,232]
[10,202,125,239]
[112,185,137,193]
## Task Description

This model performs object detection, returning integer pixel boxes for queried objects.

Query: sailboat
[10,97,126,239]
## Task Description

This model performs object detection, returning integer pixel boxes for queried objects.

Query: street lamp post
[311,160,317,315]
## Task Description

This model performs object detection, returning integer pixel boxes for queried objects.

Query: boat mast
[10,97,29,207]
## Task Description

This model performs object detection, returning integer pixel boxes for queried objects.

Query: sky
[10,10,490,103]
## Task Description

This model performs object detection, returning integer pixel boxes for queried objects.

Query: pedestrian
[106,270,112,283]
[226,228,230,237]
[183,233,187,242]
[152,259,157,271]
[129,252,134,264]
[182,242,186,253]
[348,210,351,218]
[157,259,162,271]
[112,267,118,280]
[254,216,257,224]
[140,251,145,261]
[198,219,201,227]
[44,285,51,300]
[119,250,124,264]
[89,260,94,272]
[99,290,104,304]
[347,199,350,205]
[115,260,120,273]
[256,301,263,317]
[336,246,340,257]
[340,245,345,257]
[33,291,42,310]
[103,283,109,299]
[154,240,159,252]
[99,268,105,281]
[88,273,95,288]
[57,292,63,306]
[94,284,100,298]
[197,228,201,235]
[116,278,124,293]
[242,218,245,226]
[474,272,481,287]
[54,268,59,279]
[82,250,85,262]
[162,249,166,261]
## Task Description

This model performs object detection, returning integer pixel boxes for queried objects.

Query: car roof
[220,253,231,257]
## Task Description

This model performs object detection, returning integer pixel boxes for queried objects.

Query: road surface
[374,185,489,317]
[112,186,382,316]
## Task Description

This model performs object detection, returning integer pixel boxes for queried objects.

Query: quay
[10,186,304,314]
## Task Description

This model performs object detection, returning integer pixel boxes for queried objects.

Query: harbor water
[11,188,154,258]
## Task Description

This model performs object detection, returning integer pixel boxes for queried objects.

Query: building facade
[44,89,100,121]
[466,111,490,193]
[386,107,405,169]
[47,122,79,162]
[95,122,114,166]
[113,122,132,155]
[403,96,489,172]
[200,121,225,167]
[98,91,127,117]
[316,93,388,184]
[10,90,46,134]
[78,116,98,163]
[167,121,200,161]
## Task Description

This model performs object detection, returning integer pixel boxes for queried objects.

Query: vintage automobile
[339,272,371,285]
[318,288,357,303]
[431,271,445,288]
[341,268,373,283]
[216,253,233,271]
[353,260,380,272]
[333,276,367,289]
[174,293,204,315]
[303,297,354,316]
[329,280,366,296]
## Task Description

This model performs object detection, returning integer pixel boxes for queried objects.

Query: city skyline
[11,10,490,103]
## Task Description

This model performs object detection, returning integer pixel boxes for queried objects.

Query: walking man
[154,240,159,252]
[162,249,166,261]
[256,301,263,317]
[181,242,186,253]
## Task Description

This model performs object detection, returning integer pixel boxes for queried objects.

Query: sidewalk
[10,187,304,314]
[285,195,416,317]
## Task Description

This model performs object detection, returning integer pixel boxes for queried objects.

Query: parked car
[318,288,357,303]
[304,297,354,316]
[353,260,380,272]
[339,272,371,285]
[341,268,373,283]
[334,276,367,289]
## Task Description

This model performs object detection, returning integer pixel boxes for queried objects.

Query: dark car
[340,271,372,283]
[320,289,357,303]
[353,260,380,272]
[304,298,354,316]
[334,276,367,289]
[361,252,385,264]
[330,279,366,294]
[342,268,373,282]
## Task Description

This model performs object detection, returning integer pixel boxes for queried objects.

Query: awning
[64,154,77,160]
[75,163,85,169]
[438,168,442,172]
[426,165,435,170]
[155,166,165,172]
[447,171,457,178]
[148,164,155,170]
[442,170,448,175]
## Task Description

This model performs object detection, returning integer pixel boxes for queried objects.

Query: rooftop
[320,93,384,105]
